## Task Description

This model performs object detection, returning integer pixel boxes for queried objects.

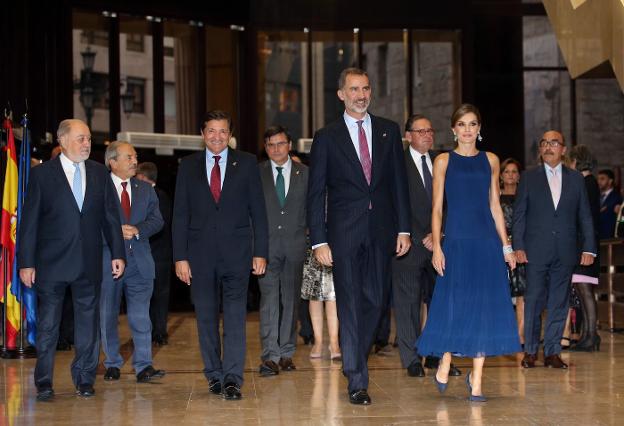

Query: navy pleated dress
[416,151,521,358]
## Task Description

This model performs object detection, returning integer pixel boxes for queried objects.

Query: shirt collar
[270,157,291,172]
[409,146,431,161]
[110,172,129,187]
[544,162,562,175]
[343,111,370,128]
[205,147,228,161]
[59,152,82,169]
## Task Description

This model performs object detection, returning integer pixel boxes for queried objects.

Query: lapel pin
[232,161,238,166]
[296,170,300,175]
[382,132,387,138]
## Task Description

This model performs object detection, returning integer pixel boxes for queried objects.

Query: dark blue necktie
[422,155,432,200]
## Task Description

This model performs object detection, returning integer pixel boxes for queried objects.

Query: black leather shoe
[424,356,439,369]
[259,360,280,376]
[407,361,425,377]
[76,384,95,397]
[449,364,462,376]
[152,334,169,346]
[136,366,166,383]
[279,357,296,371]
[301,335,315,345]
[36,387,54,402]
[208,379,222,395]
[56,340,72,351]
[222,382,242,400]
[349,389,371,405]
[104,367,121,381]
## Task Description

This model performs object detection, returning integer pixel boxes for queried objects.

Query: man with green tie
[257,125,309,376]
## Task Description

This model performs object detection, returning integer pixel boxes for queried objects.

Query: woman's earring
[477,132,483,142]
[453,133,458,142]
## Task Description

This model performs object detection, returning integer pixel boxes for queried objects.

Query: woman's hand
[505,251,517,270]
[432,247,446,276]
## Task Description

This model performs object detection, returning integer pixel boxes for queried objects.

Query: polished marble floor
[1,310,624,425]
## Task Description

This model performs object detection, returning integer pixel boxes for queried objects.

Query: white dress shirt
[59,153,86,199]
[110,172,132,205]
[343,111,372,160]
[271,157,292,196]
[409,147,433,187]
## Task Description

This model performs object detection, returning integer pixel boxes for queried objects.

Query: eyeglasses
[409,128,435,136]
[266,141,289,149]
[539,139,564,148]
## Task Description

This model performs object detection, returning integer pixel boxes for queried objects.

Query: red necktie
[357,120,372,185]
[210,155,221,203]
[121,181,131,222]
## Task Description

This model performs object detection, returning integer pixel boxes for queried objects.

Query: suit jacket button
[278,225,282,230]
[281,211,285,215]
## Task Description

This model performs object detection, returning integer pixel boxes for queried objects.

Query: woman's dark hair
[568,144,596,172]
[451,103,481,127]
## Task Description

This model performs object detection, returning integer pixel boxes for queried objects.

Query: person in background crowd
[597,169,622,239]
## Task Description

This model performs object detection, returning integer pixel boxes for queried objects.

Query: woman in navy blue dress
[416,104,521,401]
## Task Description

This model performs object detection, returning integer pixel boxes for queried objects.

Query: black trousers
[35,277,100,389]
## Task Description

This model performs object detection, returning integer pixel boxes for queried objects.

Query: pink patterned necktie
[357,120,372,185]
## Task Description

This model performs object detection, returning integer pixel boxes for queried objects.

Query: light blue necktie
[72,162,84,211]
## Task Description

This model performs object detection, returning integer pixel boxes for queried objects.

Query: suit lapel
[82,160,98,213]
[539,166,557,212]
[405,148,427,195]
[220,148,238,202]
[261,162,280,207]
[51,157,81,214]
[197,151,216,206]
[129,177,142,223]
[285,161,303,206]
[370,115,384,187]
[335,120,368,187]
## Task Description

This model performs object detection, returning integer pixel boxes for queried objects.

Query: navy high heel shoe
[465,371,487,402]
[433,370,448,394]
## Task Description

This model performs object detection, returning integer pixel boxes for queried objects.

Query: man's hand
[252,257,267,275]
[505,252,517,270]
[122,224,139,240]
[580,253,595,266]
[396,234,411,257]
[422,233,433,252]
[314,245,333,266]
[111,259,125,279]
[19,268,36,288]
[175,260,192,285]
[515,249,528,264]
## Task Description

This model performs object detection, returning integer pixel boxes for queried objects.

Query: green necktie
[276,166,286,207]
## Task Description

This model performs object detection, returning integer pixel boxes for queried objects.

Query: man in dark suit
[513,130,596,369]
[307,68,411,405]
[137,161,173,346]
[100,142,165,383]
[597,169,622,239]
[18,119,125,401]
[257,125,308,376]
[392,114,462,378]
[172,110,268,400]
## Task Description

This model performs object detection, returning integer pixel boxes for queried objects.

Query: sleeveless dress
[416,151,521,358]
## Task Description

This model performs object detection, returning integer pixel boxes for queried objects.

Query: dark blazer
[307,114,411,255]
[394,148,436,269]
[103,176,163,280]
[599,189,623,239]
[259,160,308,262]
[18,157,125,282]
[150,186,173,263]
[172,148,269,275]
[512,164,596,266]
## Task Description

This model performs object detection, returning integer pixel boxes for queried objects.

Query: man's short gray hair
[104,141,131,169]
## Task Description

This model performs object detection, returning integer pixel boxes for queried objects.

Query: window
[80,30,108,47]
[126,33,145,52]
[126,77,145,114]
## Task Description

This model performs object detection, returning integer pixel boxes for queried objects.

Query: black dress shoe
[407,361,425,377]
[76,384,95,397]
[208,379,222,395]
[152,334,169,346]
[279,357,296,371]
[136,365,166,383]
[424,356,439,369]
[104,367,121,381]
[222,382,242,400]
[259,360,280,376]
[36,387,54,401]
[449,364,462,376]
[301,335,315,345]
[349,389,371,405]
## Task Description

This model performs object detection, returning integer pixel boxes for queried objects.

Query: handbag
[508,263,527,297]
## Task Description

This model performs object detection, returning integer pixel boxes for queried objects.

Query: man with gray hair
[100,141,165,383]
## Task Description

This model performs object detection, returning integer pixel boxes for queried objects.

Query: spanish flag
[1,117,21,349]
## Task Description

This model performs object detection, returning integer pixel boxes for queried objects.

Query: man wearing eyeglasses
[256,125,308,377]
[512,130,595,369]
[391,114,462,379]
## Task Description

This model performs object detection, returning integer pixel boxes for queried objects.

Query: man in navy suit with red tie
[18,119,125,401]
[307,68,411,405]
[172,110,268,400]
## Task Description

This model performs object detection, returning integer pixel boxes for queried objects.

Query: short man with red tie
[172,110,268,400]
[100,141,166,383]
